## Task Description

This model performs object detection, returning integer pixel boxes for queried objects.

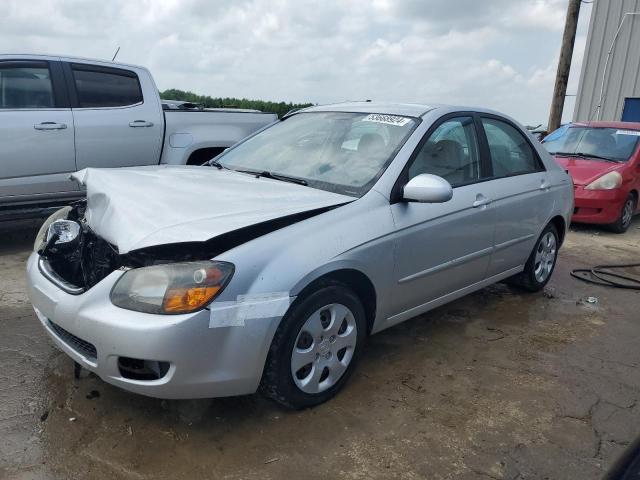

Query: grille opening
[45,228,120,291]
[48,321,97,361]
[118,357,170,381]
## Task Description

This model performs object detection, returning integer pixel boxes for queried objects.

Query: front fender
[216,191,397,333]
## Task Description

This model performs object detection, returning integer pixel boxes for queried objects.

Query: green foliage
[160,89,313,118]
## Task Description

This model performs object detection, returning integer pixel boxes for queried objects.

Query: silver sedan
[26,102,573,408]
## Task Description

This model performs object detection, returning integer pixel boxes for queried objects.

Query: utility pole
[547,0,581,133]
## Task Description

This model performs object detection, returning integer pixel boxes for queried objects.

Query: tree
[160,89,313,118]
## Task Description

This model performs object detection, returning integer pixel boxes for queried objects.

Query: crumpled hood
[554,156,622,186]
[71,166,353,254]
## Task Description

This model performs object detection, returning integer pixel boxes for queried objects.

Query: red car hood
[554,156,622,186]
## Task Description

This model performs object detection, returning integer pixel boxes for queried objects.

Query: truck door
[0,60,77,202]
[65,62,163,170]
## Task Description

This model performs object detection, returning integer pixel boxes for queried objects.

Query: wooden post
[548,0,581,134]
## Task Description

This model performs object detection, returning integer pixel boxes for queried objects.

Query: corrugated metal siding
[573,0,640,122]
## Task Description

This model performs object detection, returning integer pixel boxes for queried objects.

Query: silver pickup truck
[0,54,277,219]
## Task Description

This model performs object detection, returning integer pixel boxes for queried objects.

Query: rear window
[72,65,142,108]
[0,64,54,109]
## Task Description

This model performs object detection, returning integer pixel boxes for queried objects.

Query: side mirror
[402,174,453,203]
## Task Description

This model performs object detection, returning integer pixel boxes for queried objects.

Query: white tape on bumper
[208,292,292,328]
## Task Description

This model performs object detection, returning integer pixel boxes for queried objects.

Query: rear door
[478,116,554,277]
[390,114,495,319]
[0,59,77,201]
[65,62,163,169]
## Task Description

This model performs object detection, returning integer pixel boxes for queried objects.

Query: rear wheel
[609,194,635,234]
[508,223,559,292]
[260,281,367,409]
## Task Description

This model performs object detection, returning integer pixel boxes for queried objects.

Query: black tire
[608,194,636,234]
[508,223,559,292]
[260,281,367,409]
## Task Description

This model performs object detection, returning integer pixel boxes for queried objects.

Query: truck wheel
[608,194,635,234]
[260,281,366,409]
[507,223,559,292]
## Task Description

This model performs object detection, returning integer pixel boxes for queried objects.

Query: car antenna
[111,46,120,62]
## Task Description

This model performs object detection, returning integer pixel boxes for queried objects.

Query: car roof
[572,121,640,130]
[301,102,438,117]
[299,101,511,119]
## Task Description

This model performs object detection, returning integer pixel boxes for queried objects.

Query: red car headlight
[584,171,622,190]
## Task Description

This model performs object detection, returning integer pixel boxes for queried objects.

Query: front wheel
[508,223,559,292]
[609,194,635,234]
[260,282,367,409]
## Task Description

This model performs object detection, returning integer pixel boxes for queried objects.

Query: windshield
[217,112,418,196]
[543,126,640,162]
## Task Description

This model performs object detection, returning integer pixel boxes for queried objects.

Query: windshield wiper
[555,152,619,163]
[575,152,620,162]
[235,169,308,186]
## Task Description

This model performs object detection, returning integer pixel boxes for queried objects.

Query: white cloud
[502,0,567,30]
[0,0,592,125]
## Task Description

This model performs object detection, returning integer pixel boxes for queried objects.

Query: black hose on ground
[570,263,640,290]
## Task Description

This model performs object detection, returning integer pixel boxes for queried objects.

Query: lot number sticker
[363,114,411,127]
[615,129,640,136]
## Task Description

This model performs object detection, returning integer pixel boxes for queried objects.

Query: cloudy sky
[2,0,592,125]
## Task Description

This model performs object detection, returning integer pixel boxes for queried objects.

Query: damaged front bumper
[26,252,279,399]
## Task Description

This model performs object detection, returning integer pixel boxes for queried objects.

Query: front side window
[482,118,541,177]
[0,65,54,109]
[72,65,142,108]
[408,116,481,187]
[543,126,640,163]
[218,112,418,196]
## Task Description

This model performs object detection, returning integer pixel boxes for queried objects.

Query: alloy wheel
[622,198,634,229]
[534,231,557,283]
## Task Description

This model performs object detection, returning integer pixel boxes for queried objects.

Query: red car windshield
[544,126,640,163]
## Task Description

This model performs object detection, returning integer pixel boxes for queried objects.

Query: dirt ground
[1,217,639,480]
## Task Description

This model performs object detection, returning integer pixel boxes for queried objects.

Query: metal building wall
[573,0,640,122]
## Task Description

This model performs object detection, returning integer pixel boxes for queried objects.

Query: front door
[0,60,77,202]
[390,115,495,322]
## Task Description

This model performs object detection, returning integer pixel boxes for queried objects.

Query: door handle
[129,120,154,128]
[472,194,492,208]
[34,122,67,130]
[540,179,551,191]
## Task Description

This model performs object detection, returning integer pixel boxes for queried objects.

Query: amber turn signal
[163,286,221,313]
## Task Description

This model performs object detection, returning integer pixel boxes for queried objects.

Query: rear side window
[482,118,542,177]
[0,65,54,109]
[71,65,142,108]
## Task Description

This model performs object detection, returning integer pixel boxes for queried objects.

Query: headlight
[585,171,622,190]
[110,261,234,314]
[34,206,73,251]
[46,220,81,244]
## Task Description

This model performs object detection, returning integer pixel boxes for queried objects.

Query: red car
[543,121,640,233]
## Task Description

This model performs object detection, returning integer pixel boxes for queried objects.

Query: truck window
[0,65,55,109]
[71,65,142,108]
